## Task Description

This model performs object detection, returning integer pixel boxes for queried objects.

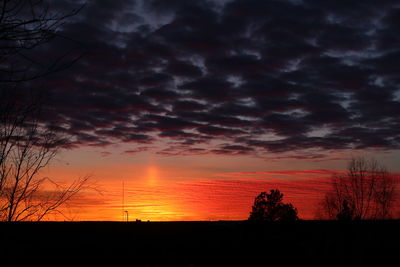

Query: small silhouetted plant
[336,200,353,221]
[248,189,299,221]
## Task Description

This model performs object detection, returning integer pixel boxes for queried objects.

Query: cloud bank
[34,0,400,158]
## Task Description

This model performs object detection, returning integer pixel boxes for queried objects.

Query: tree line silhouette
[249,156,397,222]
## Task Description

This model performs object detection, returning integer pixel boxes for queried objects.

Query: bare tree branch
[320,156,397,220]
[0,1,89,222]
[0,0,85,83]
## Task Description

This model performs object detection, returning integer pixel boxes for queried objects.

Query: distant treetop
[249,189,299,222]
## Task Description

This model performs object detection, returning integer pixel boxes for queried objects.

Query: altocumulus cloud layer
[34,0,400,158]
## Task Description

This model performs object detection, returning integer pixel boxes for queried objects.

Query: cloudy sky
[27,0,400,220]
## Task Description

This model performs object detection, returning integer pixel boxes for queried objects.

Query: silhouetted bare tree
[322,157,397,220]
[0,1,89,221]
[249,189,299,221]
[0,90,91,221]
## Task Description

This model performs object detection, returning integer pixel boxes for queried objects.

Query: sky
[22,0,400,220]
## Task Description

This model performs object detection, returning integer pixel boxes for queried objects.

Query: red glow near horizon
[49,169,347,221]
[41,155,400,222]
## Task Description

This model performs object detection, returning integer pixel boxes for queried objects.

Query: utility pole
[122,181,129,222]
[122,181,125,222]
[124,210,129,222]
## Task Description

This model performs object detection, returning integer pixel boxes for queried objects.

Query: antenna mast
[122,181,129,222]
[122,181,124,221]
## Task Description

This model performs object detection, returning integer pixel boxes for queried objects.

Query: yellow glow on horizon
[40,150,383,221]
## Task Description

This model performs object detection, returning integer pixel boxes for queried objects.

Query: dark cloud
[158,130,199,139]
[140,88,179,101]
[122,147,150,154]
[261,113,310,136]
[166,60,203,77]
[197,125,245,136]
[211,102,263,118]
[138,73,172,87]
[211,144,255,155]
[176,111,255,128]
[179,77,235,101]
[29,0,400,157]
[135,114,201,138]
[172,100,207,112]
[206,55,265,76]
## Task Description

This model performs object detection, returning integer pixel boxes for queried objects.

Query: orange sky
[47,170,333,221]
[40,147,400,221]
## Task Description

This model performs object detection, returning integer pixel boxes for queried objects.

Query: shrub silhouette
[336,200,353,221]
[248,189,299,221]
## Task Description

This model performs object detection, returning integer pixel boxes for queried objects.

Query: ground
[0,220,398,266]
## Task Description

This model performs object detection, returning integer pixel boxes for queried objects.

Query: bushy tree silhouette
[248,189,298,221]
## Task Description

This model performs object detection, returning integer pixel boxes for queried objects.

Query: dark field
[1,220,398,266]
